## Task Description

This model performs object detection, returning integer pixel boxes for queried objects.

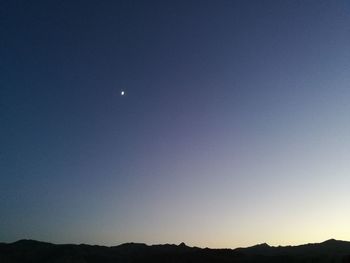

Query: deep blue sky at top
[1,0,350,247]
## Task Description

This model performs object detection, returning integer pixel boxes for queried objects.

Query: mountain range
[1,238,350,262]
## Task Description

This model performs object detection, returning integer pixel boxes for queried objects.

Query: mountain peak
[13,239,49,245]
[252,242,270,248]
[323,239,338,243]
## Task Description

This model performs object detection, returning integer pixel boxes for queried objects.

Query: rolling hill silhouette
[1,239,350,262]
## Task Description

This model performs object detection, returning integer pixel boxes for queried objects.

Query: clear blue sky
[1,0,350,248]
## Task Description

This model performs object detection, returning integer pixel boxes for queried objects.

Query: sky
[1,0,350,248]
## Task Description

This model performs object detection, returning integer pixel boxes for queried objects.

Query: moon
[121,90,125,96]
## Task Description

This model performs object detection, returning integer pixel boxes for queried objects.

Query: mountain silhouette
[1,239,350,262]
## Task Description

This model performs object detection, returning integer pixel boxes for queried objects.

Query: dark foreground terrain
[1,238,350,263]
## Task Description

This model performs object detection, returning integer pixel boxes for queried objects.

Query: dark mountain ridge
[1,238,350,262]
[235,239,350,256]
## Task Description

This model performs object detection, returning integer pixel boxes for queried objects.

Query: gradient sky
[1,0,350,248]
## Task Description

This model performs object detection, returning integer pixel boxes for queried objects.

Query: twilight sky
[1,0,350,248]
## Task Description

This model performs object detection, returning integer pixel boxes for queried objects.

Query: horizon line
[3,238,348,250]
